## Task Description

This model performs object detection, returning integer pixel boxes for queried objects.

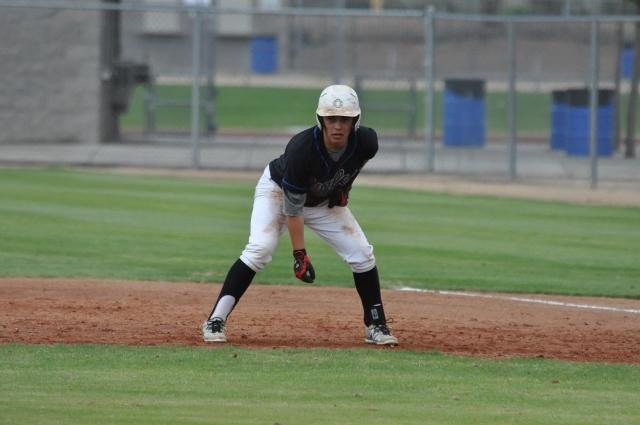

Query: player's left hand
[293,249,315,283]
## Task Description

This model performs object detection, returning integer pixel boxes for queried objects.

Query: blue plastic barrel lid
[251,36,277,74]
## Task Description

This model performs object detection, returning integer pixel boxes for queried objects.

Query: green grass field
[121,84,638,137]
[1,167,638,297]
[1,167,639,424]
[2,344,639,425]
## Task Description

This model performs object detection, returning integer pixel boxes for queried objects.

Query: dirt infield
[1,278,639,364]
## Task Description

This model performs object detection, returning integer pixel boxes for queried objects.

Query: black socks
[353,266,387,326]
[208,259,256,319]
[211,260,387,327]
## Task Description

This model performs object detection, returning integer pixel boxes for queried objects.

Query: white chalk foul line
[398,287,640,315]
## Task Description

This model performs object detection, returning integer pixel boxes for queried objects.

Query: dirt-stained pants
[239,165,376,274]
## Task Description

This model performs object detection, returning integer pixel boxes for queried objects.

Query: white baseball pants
[239,166,376,274]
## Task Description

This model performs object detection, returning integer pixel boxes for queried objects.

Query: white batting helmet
[315,84,361,130]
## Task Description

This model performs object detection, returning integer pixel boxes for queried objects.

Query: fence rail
[2,0,640,20]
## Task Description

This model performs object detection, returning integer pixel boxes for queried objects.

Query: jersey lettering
[310,168,358,198]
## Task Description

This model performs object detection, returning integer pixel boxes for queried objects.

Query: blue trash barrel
[250,36,278,74]
[550,89,568,150]
[443,79,486,147]
[621,43,634,80]
[565,88,615,157]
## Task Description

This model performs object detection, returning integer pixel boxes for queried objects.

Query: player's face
[322,116,353,149]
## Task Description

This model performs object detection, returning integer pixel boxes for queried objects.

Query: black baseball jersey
[269,125,378,207]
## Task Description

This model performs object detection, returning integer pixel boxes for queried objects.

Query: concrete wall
[0,8,101,144]
[118,9,624,82]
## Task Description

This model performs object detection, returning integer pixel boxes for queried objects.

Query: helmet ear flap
[316,114,323,130]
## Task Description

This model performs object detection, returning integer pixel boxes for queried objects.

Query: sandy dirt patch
[1,278,639,364]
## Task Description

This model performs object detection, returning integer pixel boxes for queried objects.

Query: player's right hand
[293,249,315,283]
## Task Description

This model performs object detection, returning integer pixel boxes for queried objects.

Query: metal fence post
[507,20,517,181]
[424,5,435,172]
[334,0,346,84]
[99,1,121,142]
[190,6,203,169]
[203,0,217,135]
[589,17,600,189]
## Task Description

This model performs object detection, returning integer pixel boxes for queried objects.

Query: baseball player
[202,84,398,345]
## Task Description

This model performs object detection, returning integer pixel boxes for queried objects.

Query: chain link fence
[0,0,639,187]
